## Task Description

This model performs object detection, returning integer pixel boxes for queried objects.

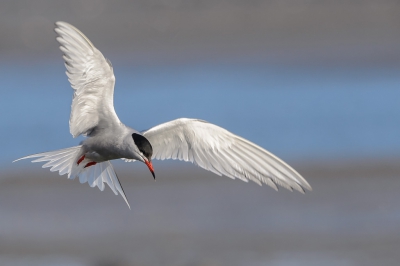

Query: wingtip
[299,184,312,194]
[121,189,131,209]
[12,156,32,163]
[54,21,67,32]
[303,182,313,192]
[55,21,69,28]
[124,197,131,210]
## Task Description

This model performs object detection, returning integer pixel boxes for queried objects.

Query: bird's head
[132,133,155,179]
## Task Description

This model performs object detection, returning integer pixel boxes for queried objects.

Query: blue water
[1,61,400,167]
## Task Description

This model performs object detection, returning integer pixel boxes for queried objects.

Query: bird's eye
[140,149,151,159]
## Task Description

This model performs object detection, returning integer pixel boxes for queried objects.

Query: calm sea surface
[1,62,400,167]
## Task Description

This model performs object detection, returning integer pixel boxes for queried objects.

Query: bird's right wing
[55,21,121,138]
[143,118,311,193]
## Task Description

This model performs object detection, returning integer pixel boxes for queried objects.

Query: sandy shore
[1,159,399,266]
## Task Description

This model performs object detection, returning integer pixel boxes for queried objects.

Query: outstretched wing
[143,118,312,193]
[55,21,121,138]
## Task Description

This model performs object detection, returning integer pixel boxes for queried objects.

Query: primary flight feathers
[55,21,120,138]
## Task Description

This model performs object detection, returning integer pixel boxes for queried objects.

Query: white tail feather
[13,146,130,209]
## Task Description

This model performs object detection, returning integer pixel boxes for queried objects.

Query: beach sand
[1,159,399,265]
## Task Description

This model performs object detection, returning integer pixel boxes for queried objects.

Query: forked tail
[13,146,130,208]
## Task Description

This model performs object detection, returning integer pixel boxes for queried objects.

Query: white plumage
[14,146,130,208]
[143,118,311,193]
[55,22,120,138]
[14,21,311,209]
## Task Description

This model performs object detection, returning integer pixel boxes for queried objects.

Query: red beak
[145,160,155,179]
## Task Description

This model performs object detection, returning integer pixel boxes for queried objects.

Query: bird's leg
[77,155,85,165]
[84,162,97,168]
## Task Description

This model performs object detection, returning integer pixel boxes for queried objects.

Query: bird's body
[14,22,311,209]
[81,125,138,162]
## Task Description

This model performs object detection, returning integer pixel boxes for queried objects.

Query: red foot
[77,155,85,165]
[84,162,97,168]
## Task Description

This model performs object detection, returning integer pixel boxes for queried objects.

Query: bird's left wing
[143,118,311,193]
[55,21,121,138]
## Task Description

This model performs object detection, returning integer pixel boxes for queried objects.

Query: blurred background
[1,1,400,265]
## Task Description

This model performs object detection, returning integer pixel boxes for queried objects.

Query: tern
[14,22,312,209]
